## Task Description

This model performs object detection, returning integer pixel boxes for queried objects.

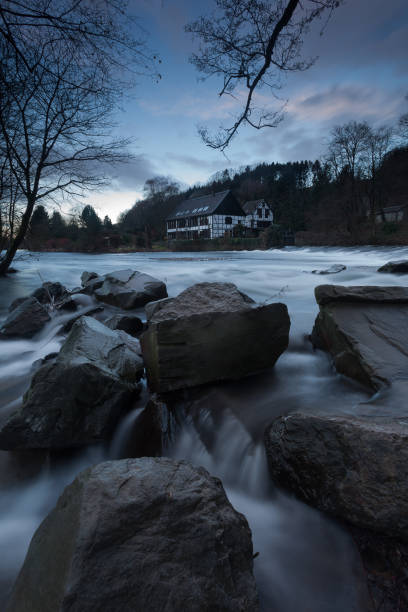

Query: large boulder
[0,317,143,450]
[7,458,259,612]
[264,412,408,611]
[140,282,290,393]
[264,412,408,539]
[378,260,408,274]
[90,269,167,309]
[0,296,50,338]
[311,285,408,390]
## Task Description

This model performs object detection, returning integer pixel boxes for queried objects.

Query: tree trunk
[0,196,35,275]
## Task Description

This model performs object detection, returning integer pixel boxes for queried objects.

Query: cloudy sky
[84,0,408,221]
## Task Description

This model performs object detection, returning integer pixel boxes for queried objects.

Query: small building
[375,204,407,224]
[166,190,246,240]
[242,199,273,231]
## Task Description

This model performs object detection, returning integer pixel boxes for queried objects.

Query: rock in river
[0,317,144,450]
[81,268,168,309]
[378,260,408,274]
[0,296,50,338]
[311,284,408,390]
[312,264,346,275]
[7,457,259,612]
[265,412,408,539]
[140,282,290,393]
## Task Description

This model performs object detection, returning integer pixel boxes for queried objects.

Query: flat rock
[93,269,167,309]
[264,412,408,539]
[141,282,290,393]
[0,297,50,338]
[311,285,408,390]
[7,457,259,612]
[378,260,408,274]
[0,317,143,450]
[312,264,346,275]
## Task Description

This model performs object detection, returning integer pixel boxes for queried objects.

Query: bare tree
[364,125,393,234]
[186,0,343,150]
[0,0,159,274]
[326,121,371,236]
[326,121,394,237]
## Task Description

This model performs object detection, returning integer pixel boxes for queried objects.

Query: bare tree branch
[186,0,343,150]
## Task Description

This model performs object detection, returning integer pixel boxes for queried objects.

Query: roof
[167,190,244,221]
[376,204,407,214]
[242,199,270,214]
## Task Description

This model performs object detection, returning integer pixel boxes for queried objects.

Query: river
[0,246,407,610]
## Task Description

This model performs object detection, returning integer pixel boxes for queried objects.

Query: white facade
[167,213,245,239]
[243,200,273,229]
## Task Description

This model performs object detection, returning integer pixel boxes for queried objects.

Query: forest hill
[24,145,408,253]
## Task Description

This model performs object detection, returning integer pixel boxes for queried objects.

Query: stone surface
[140,282,290,393]
[81,271,99,285]
[93,269,167,309]
[7,458,259,612]
[32,282,69,305]
[0,317,143,450]
[265,412,408,539]
[311,284,408,390]
[378,260,408,274]
[61,307,104,334]
[104,313,144,336]
[0,297,50,338]
[127,396,180,457]
[312,264,346,275]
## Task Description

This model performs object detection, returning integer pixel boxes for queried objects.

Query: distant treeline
[25,119,408,251]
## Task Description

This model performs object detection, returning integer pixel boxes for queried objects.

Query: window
[265,209,270,218]
[168,220,176,229]
[199,216,208,225]
[225,216,232,224]
[178,218,186,228]
[257,208,262,218]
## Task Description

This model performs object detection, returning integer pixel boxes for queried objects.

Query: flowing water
[1,246,407,610]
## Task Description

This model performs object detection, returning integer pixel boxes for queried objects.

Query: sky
[82,0,408,221]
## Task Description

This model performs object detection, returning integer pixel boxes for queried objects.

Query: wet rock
[80,272,104,294]
[141,282,290,393]
[93,269,168,310]
[54,296,77,312]
[61,306,104,334]
[81,271,99,285]
[311,285,408,390]
[104,313,144,337]
[0,297,50,338]
[312,264,346,275]
[378,260,408,274]
[264,412,408,539]
[32,282,69,305]
[7,457,258,612]
[0,317,143,450]
[127,396,180,457]
[8,297,28,312]
[349,524,408,612]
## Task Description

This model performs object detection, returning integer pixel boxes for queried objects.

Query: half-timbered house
[166,190,246,240]
[242,199,273,231]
